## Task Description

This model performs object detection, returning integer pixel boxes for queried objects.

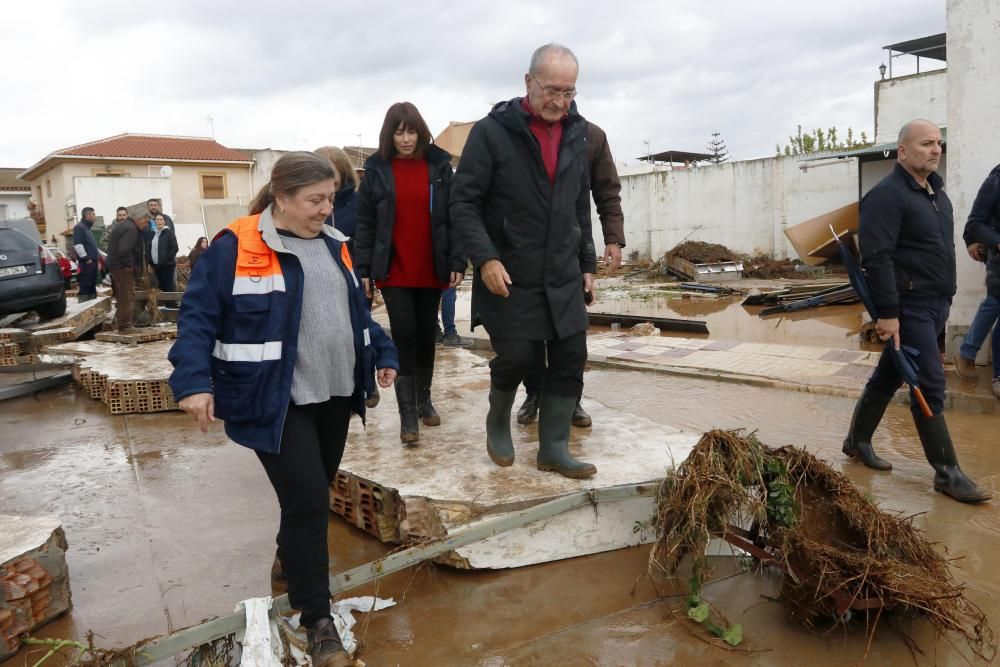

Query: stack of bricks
[329,472,400,543]
[0,330,34,366]
[0,517,72,661]
[72,341,178,415]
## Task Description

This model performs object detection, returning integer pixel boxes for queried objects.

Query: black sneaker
[442,332,463,347]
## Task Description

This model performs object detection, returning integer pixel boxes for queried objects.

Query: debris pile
[742,254,800,279]
[0,298,111,367]
[649,430,995,659]
[743,282,858,314]
[668,241,738,263]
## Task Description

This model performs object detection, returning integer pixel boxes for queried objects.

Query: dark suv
[0,227,67,319]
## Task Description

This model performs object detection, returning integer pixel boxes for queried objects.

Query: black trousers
[865,296,949,418]
[490,332,587,398]
[78,259,98,296]
[256,397,352,628]
[153,264,176,292]
[521,346,584,400]
[381,287,441,376]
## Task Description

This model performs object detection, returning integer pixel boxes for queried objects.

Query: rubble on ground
[649,430,995,661]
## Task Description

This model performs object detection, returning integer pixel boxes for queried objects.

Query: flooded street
[3,344,998,665]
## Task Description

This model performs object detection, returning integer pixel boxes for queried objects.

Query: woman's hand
[449,271,464,288]
[361,278,373,299]
[377,368,397,388]
[178,393,215,433]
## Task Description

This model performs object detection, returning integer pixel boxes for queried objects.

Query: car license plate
[0,265,28,278]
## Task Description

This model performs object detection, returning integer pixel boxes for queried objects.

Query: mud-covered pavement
[2,345,999,666]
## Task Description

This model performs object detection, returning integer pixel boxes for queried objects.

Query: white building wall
[947,0,1000,333]
[0,193,30,221]
[600,153,858,260]
[874,70,948,144]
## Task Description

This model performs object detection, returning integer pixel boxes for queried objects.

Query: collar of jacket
[362,143,452,173]
[894,162,944,193]
[491,97,584,133]
[257,205,349,255]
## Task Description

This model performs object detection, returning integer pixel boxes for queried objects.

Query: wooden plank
[588,312,709,334]
[131,484,653,665]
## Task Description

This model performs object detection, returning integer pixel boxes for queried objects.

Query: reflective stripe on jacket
[168,211,399,454]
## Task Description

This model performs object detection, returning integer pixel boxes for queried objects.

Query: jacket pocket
[212,360,263,423]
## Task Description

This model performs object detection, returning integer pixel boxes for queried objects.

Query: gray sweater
[280,233,356,404]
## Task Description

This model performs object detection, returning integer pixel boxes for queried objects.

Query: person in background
[316,145,381,408]
[169,152,398,667]
[517,119,626,427]
[72,207,100,301]
[143,199,175,268]
[188,237,209,272]
[354,102,465,444]
[436,286,462,346]
[106,212,150,333]
[955,164,1000,400]
[99,207,129,254]
[149,213,179,294]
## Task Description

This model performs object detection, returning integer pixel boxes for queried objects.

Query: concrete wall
[874,70,948,144]
[602,153,858,260]
[860,154,948,197]
[249,150,288,194]
[947,0,1000,335]
[27,161,253,243]
[0,193,30,221]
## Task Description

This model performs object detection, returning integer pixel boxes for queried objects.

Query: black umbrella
[830,226,933,417]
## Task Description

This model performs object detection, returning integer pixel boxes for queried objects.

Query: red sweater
[377,157,447,289]
[521,97,563,184]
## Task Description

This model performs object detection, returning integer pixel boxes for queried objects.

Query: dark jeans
[490,332,587,397]
[256,397,352,628]
[381,287,441,376]
[439,287,457,335]
[866,296,949,418]
[960,294,1000,377]
[78,259,98,297]
[110,267,135,329]
[153,264,176,293]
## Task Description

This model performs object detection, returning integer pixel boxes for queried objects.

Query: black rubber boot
[571,397,592,428]
[516,391,540,425]
[537,394,596,478]
[416,366,440,426]
[365,378,380,408]
[486,386,516,466]
[306,617,353,667]
[394,375,419,444]
[842,388,893,471]
[915,414,992,503]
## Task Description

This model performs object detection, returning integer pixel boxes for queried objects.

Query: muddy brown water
[2,356,999,665]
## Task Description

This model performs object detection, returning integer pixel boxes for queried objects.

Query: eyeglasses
[532,77,577,100]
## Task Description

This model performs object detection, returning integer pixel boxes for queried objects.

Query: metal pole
[131,483,655,665]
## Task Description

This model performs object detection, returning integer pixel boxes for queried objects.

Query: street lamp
[879,63,887,80]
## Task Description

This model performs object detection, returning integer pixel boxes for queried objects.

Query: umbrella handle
[912,387,934,418]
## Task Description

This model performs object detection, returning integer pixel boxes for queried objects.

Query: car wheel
[36,293,68,320]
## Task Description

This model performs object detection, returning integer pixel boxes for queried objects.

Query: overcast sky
[5,0,946,169]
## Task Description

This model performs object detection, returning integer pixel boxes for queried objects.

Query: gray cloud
[4,0,946,167]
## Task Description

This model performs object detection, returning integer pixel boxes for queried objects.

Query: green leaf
[687,601,710,623]
[722,624,743,646]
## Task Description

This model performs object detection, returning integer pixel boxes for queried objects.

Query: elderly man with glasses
[451,43,598,478]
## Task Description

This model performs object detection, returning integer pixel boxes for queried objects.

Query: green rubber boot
[537,394,596,479]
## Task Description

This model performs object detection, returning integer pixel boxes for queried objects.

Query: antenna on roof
[201,116,215,139]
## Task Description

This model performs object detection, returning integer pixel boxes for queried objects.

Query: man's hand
[377,367,397,388]
[583,272,595,305]
[967,243,986,262]
[480,259,512,297]
[875,317,901,351]
[361,278,373,299]
[179,392,215,433]
[602,244,622,272]
[449,271,464,288]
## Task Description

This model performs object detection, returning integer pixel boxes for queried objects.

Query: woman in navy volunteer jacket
[168,152,398,667]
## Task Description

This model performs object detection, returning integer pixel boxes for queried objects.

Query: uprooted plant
[648,429,995,661]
